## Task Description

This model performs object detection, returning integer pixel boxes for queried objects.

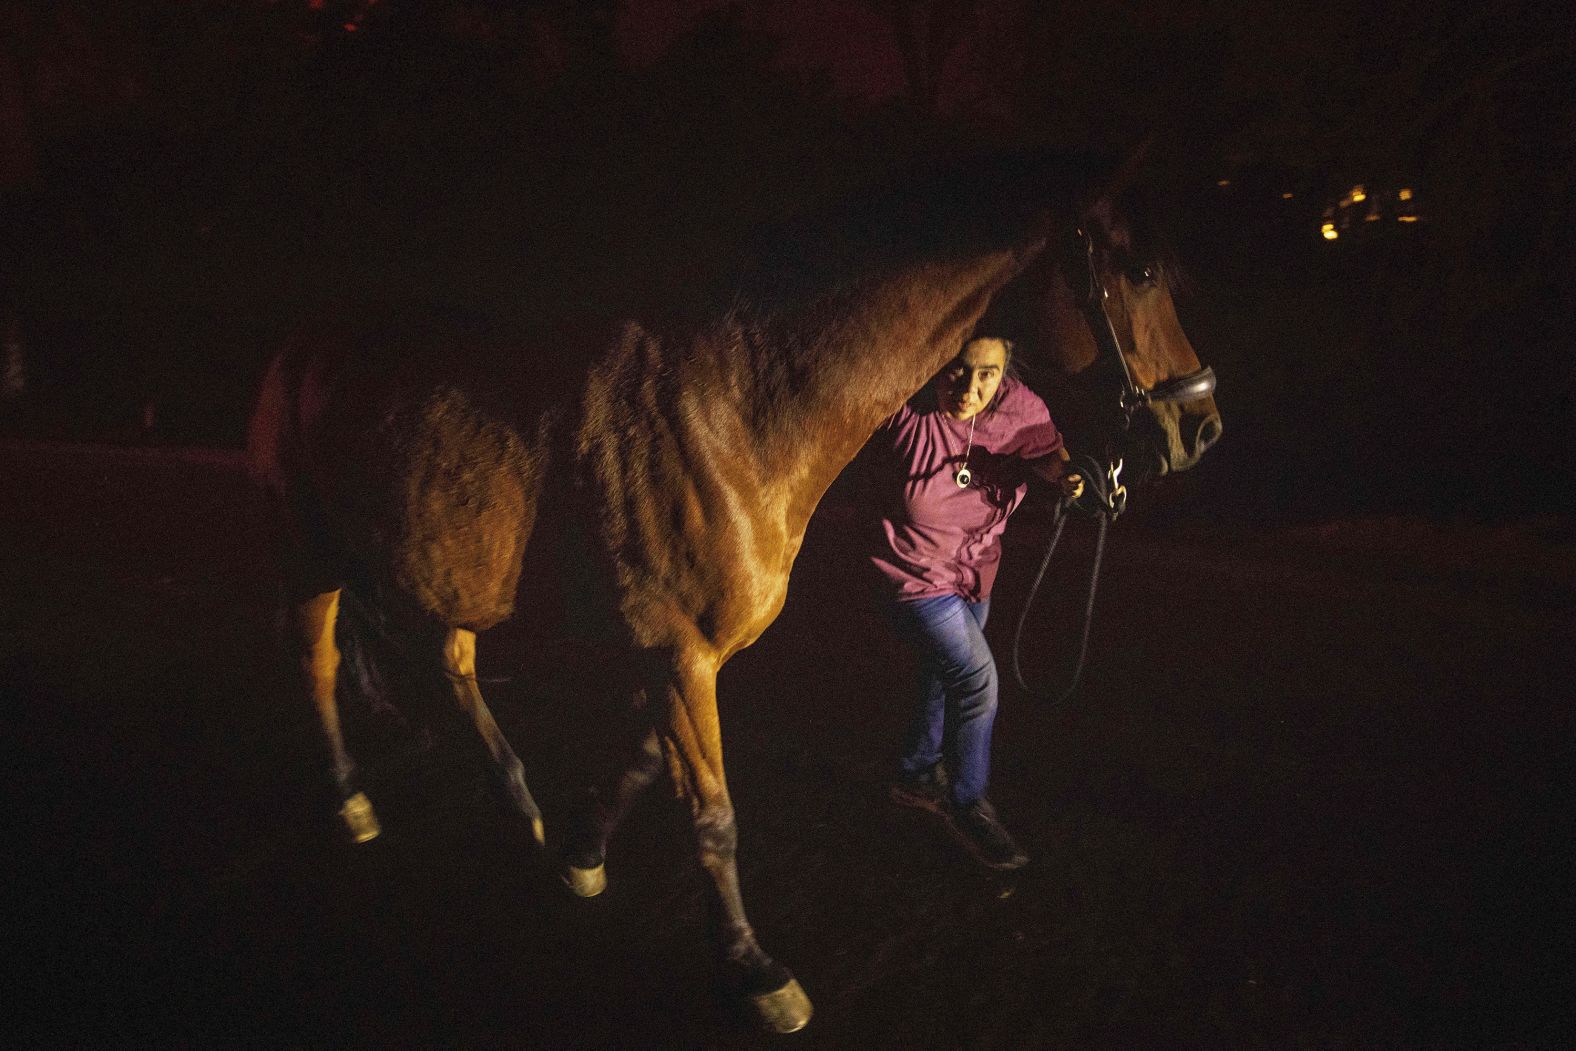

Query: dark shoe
[948,798,1029,871]
[889,763,950,815]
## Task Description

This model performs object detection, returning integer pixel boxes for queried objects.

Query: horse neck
[743,245,1040,506]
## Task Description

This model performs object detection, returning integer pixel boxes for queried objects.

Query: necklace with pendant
[954,413,977,489]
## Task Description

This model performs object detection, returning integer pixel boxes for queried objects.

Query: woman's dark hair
[926,336,1019,416]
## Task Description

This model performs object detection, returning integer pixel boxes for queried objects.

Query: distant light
[1397,187,1414,201]
[1216,179,1231,188]
[1349,185,1367,204]
[343,22,358,31]
[1321,223,1339,240]
[1397,215,1419,223]
[1281,192,1295,199]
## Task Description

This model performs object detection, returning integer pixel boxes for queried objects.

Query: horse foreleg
[561,727,663,897]
[440,628,545,846]
[289,587,380,843]
[661,655,812,1034]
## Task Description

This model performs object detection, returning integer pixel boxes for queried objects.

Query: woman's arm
[1026,448,1084,500]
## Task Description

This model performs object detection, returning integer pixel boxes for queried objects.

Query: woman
[866,336,1083,870]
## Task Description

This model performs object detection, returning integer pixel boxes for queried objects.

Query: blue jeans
[887,594,998,806]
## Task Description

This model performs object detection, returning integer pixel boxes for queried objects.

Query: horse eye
[1125,264,1158,287]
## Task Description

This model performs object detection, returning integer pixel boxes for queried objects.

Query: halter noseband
[1075,227,1216,428]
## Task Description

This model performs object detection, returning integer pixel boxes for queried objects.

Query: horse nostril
[1194,414,1223,454]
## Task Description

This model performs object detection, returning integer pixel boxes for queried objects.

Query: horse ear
[1088,136,1154,213]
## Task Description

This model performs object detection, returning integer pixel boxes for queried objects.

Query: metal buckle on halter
[1107,459,1127,518]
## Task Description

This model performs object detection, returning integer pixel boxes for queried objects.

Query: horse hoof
[747,977,812,1034]
[339,791,381,843]
[561,861,607,898]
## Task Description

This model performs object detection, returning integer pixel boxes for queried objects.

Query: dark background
[2,0,1573,521]
[2,5,1574,1048]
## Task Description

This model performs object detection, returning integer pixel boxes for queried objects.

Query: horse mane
[729,148,1097,316]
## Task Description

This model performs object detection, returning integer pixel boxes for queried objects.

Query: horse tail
[247,330,353,589]
[248,332,339,497]
[333,585,407,726]
[246,348,295,500]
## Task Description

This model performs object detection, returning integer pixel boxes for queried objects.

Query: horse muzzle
[1144,392,1222,476]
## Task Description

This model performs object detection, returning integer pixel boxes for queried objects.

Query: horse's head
[981,156,1222,482]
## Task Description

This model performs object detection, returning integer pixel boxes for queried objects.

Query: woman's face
[934,338,1008,421]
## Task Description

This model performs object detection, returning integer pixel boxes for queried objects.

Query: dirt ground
[3,442,1570,1050]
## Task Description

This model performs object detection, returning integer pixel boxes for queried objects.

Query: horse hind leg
[290,587,381,843]
[560,727,664,898]
[440,628,546,846]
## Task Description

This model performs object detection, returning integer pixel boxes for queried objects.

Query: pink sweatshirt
[868,377,1064,603]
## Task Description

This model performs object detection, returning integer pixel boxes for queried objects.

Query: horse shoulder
[576,322,802,657]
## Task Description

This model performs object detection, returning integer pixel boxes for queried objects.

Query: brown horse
[246,149,1220,1033]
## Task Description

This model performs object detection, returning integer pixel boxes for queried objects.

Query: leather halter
[1010,229,1222,702]
[1075,227,1216,428]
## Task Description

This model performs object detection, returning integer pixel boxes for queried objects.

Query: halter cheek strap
[1075,227,1216,428]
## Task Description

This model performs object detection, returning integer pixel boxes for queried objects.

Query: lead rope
[1010,452,1123,702]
